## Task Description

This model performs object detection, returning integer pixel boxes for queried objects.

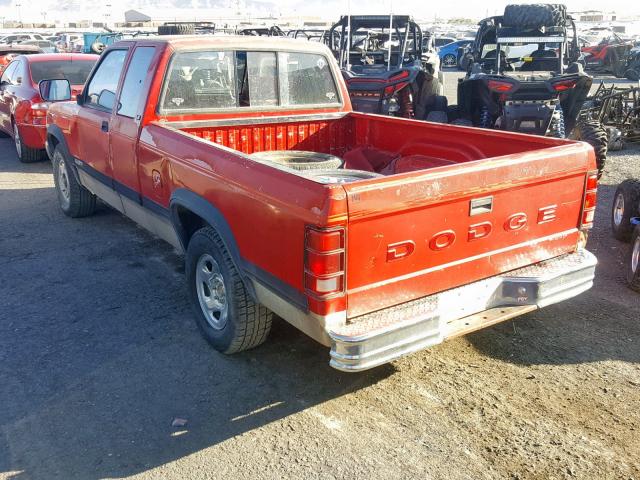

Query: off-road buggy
[327,15,444,119]
[582,32,634,76]
[621,46,640,81]
[452,4,608,174]
[611,178,640,292]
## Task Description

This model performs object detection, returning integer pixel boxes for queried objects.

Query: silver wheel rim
[442,54,456,68]
[13,123,21,158]
[632,236,640,274]
[196,254,228,330]
[613,193,625,227]
[56,155,71,210]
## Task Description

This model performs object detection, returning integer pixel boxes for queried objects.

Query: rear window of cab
[159,50,341,113]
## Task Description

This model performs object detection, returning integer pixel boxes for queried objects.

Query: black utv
[327,15,445,120]
[453,4,608,174]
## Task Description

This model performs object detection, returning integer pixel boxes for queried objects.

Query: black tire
[158,24,195,35]
[303,169,382,183]
[571,120,608,177]
[625,68,640,81]
[611,179,640,242]
[186,226,273,354]
[52,146,96,217]
[250,150,344,171]
[13,122,45,163]
[626,226,640,292]
[441,53,457,68]
[503,4,566,29]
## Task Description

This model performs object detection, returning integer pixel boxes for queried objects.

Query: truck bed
[157,112,594,320]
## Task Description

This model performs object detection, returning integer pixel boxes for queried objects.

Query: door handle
[101,120,109,132]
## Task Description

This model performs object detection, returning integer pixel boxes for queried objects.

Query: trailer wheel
[503,4,566,29]
[611,179,640,242]
[186,226,273,354]
[627,226,640,292]
[571,120,608,177]
[249,150,344,171]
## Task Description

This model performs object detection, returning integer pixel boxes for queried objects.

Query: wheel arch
[46,125,81,182]
[169,188,257,300]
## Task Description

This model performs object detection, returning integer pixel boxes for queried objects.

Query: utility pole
[16,2,22,28]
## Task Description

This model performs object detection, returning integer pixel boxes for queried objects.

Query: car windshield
[30,60,96,85]
[480,41,561,71]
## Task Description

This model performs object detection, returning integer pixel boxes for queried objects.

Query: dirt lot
[1,76,639,479]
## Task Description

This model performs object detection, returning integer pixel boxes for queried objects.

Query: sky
[0,0,638,23]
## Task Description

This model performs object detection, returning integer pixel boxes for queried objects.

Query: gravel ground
[1,73,639,479]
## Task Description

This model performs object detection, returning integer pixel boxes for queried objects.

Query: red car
[0,53,97,162]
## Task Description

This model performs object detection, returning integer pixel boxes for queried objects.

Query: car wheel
[186,226,273,354]
[611,179,640,242]
[626,226,640,292]
[442,53,457,68]
[52,146,96,217]
[14,122,44,163]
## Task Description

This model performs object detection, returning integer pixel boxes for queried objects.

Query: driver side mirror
[39,79,71,102]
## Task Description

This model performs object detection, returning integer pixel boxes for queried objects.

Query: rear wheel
[13,122,44,163]
[186,226,273,354]
[611,179,640,242]
[626,226,640,292]
[625,68,640,81]
[158,24,195,35]
[441,54,457,68]
[52,146,96,217]
[571,120,608,177]
[502,4,566,28]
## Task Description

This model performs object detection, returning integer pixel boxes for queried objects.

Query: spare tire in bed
[249,150,344,171]
[303,169,382,184]
[502,4,566,29]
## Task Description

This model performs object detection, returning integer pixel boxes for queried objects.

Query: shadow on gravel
[0,161,394,479]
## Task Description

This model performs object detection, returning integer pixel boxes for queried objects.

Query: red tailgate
[341,142,593,318]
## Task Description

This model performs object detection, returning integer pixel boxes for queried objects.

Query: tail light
[24,103,49,126]
[580,171,598,230]
[304,226,346,315]
[383,81,409,98]
[487,80,515,93]
[551,79,577,92]
[390,70,410,81]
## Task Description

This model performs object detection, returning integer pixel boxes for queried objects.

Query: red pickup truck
[43,36,598,371]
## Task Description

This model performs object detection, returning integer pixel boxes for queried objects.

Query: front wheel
[441,54,457,68]
[186,226,273,354]
[52,147,96,217]
[626,226,640,292]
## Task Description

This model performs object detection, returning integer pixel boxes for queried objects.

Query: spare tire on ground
[249,150,344,171]
[303,169,382,184]
[158,24,195,35]
[502,4,566,29]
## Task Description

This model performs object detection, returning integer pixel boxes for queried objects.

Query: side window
[278,52,339,106]
[117,47,156,118]
[245,51,278,107]
[1,62,18,84]
[85,49,128,112]
[12,60,24,85]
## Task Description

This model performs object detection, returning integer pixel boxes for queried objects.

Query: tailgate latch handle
[470,196,493,216]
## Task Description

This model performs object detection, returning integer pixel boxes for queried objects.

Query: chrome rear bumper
[329,249,597,372]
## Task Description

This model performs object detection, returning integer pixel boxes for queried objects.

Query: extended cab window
[160,50,340,113]
[85,49,127,112]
